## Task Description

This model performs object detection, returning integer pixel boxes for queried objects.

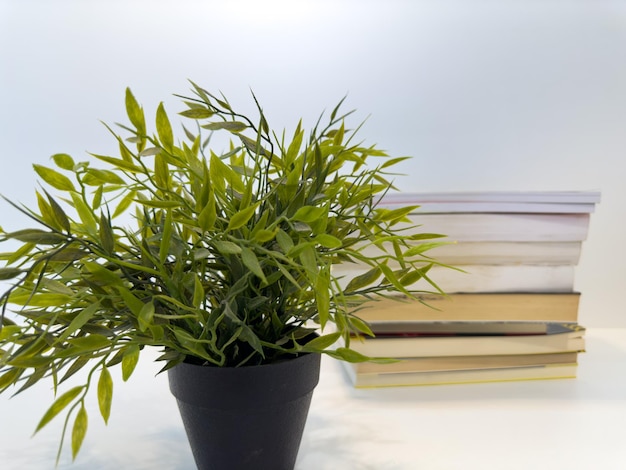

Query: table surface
[1,328,625,469]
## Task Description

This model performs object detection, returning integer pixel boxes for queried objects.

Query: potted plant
[0,82,447,469]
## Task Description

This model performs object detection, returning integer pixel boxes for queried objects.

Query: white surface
[1,328,625,469]
[0,1,625,326]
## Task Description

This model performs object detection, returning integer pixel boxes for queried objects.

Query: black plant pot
[168,352,321,470]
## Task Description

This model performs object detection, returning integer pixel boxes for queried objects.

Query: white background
[1,0,625,326]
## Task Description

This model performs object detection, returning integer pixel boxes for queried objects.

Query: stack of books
[336,191,600,388]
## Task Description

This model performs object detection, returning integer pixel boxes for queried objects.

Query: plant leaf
[33,164,76,192]
[97,367,113,424]
[57,302,101,343]
[0,267,22,280]
[5,229,67,245]
[343,265,382,293]
[241,247,267,284]
[156,102,174,150]
[52,153,75,171]
[71,405,88,460]
[137,301,155,332]
[0,368,22,392]
[179,108,214,119]
[70,192,97,233]
[213,240,242,255]
[125,87,146,134]
[202,121,248,133]
[325,347,372,363]
[35,386,84,433]
[292,206,326,224]
[302,332,341,351]
[121,345,140,381]
[227,204,258,231]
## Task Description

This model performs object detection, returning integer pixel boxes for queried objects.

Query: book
[412,241,581,266]
[335,264,577,293]
[378,190,601,207]
[377,191,600,216]
[351,293,581,323]
[347,323,585,358]
[410,201,595,214]
[368,321,566,336]
[393,213,592,242]
[352,241,583,266]
[349,352,579,374]
[343,363,578,388]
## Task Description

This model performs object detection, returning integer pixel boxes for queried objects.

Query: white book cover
[355,241,583,266]
[333,264,576,294]
[379,190,601,205]
[402,213,591,242]
[377,191,601,214]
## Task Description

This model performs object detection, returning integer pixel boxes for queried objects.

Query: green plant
[0,82,447,462]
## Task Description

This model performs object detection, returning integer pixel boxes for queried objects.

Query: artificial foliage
[0,82,447,461]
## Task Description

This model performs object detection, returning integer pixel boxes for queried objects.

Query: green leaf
[343,266,381,293]
[92,154,144,174]
[0,324,21,341]
[197,198,217,232]
[302,332,341,351]
[92,185,103,210]
[213,240,242,255]
[315,272,330,328]
[116,287,144,316]
[227,204,258,231]
[125,87,146,134]
[379,263,409,295]
[57,302,101,343]
[241,247,267,284]
[52,153,75,171]
[33,164,76,192]
[378,156,411,170]
[253,228,277,243]
[156,102,174,150]
[292,206,327,224]
[192,274,204,308]
[404,242,449,257]
[35,386,84,433]
[84,168,126,186]
[137,301,155,332]
[376,206,419,224]
[239,325,264,356]
[121,345,140,381]
[60,357,90,384]
[71,405,88,460]
[136,199,182,209]
[314,234,342,249]
[5,228,67,245]
[179,108,214,119]
[299,244,318,279]
[9,293,72,307]
[67,334,112,352]
[46,191,71,232]
[112,190,137,218]
[276,229,294,252]
[70,192,97,233]
[36,191,57,228]
[99,212,115,254]
[0,267,22,280]
[0,368,22,392]
[325,347,372,363]
[83,261,123,286]
[400,265,432,286]
[159,210,172,264]
[97,367,113,424]
[202,121,248,133]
